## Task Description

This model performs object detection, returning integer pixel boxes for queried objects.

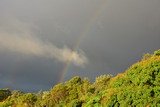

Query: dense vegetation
[0,49,160,107]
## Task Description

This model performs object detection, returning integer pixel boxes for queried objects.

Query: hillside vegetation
[0,49,160,107]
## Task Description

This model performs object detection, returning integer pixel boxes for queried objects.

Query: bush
[0,89,11,101]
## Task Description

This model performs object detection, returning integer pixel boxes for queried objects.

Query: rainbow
[58,0,108,83]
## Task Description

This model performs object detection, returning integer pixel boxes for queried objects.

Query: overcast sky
[0,0,160,92]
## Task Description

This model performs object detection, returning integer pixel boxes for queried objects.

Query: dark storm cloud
[80,0,160,72]
[0,0,160,91]
[0,51,70,92]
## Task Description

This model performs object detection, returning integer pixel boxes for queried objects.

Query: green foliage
[93,75,112,92]
[142,53,152,60]
[154,49,160,56]
[0,89,11,101]
[1,49,160,107]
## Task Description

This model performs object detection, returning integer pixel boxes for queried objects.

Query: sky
[0,0,160,92]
